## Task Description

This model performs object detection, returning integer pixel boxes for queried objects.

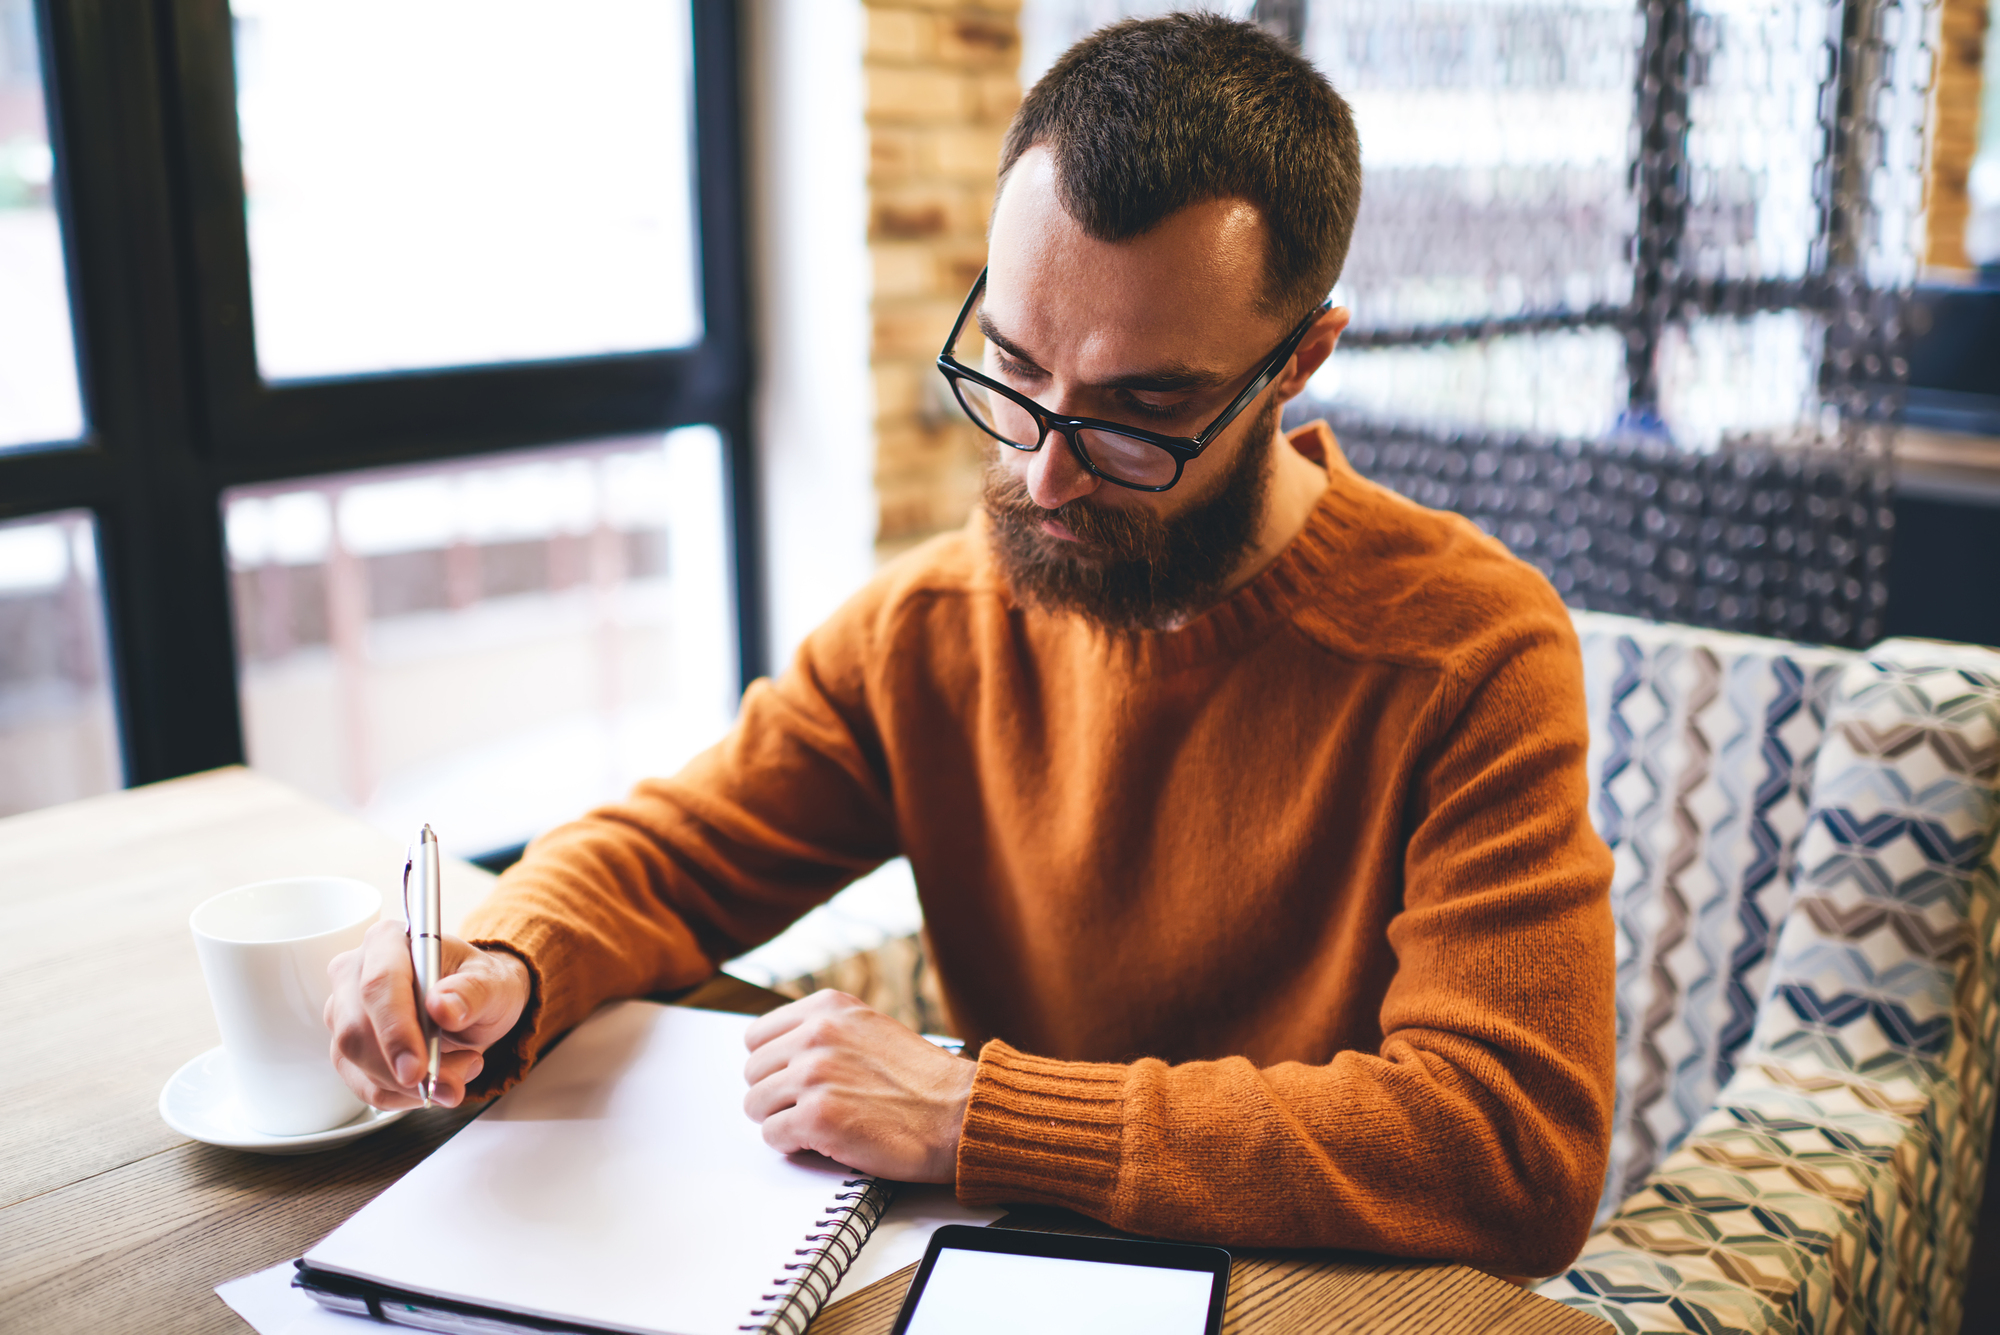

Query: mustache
[980,469,1169,563]
[977,395,1276,630]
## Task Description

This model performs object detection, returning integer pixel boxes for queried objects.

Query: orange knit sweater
[462,422,1617,1277]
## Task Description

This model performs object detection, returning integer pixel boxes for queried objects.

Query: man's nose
[1024,429,1100,511]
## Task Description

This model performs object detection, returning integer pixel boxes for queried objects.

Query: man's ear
[1273,306,1350,401]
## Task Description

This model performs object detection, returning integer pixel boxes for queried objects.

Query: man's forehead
[984,149,1282,370]
[974,306,1228,392]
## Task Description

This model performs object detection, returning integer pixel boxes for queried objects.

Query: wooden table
[0,767,1606,1334]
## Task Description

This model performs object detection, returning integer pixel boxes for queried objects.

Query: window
[1964,0,1999,267]
[0,511,118,816]
[0,1,756,838]
[1904,0,2000,439]
[224,431,736,852]
[232,0,703,380]
[1298,0,1930,447]
[0,0,83,449]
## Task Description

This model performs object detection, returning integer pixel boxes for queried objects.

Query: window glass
[0,0,85,449]
[1654,310,1830,449]
[1304,0,1639,331]
[1969,0,2000,266]
[232,0,702,382]
[1683,0,1928,288]
[225,429,736,854]
[0,511,122,815]
[1678,0,1827,284]
[1310,328,1628,441]
[1292,0,1636,440]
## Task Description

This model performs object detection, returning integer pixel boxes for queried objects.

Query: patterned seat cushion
[1573,610,1856,1211]
[1542,637,2000,1334]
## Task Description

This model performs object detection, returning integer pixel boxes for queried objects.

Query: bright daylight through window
[0,0,84,450]
[0,512,121,816]
[232,0,703,381]
[225,429,737,857]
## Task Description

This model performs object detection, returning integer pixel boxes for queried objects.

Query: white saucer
[159,1047,409,1154]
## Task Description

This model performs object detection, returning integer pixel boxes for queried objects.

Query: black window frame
[0,0,762,792]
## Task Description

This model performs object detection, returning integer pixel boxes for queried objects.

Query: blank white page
[306,1003,864,1335]
[901,1249,1216,1335]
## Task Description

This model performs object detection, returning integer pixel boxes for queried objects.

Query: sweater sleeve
[953,619,1617,1278]
[457,588,901,1097]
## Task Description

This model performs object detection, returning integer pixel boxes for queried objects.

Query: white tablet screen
[900,1246,1215,1335]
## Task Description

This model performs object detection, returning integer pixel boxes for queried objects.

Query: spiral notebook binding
[739,1176,895,1335]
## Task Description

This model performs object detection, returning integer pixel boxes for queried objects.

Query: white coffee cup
[190,876,382,1136]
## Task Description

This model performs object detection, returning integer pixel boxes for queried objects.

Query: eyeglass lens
[950,377,1181,488]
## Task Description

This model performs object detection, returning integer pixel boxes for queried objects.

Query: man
[326,14,1616,1277]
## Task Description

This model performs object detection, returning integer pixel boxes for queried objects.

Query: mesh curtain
[1020,0,1940,646]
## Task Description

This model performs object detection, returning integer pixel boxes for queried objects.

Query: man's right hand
[324,920,531,1110]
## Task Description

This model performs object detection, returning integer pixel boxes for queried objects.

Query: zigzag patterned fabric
[1541,622,2000,1334]
[1573,613,1855,1213]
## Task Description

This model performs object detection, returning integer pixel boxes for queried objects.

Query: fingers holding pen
[323,918,428,1106]
[329,1045,484,1110]
[427,938,531,1047]
[361,918,433,1085]
[324,925,532,1111]
[406,1048,484,1108]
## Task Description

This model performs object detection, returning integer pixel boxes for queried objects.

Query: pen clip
[401,850,415,936]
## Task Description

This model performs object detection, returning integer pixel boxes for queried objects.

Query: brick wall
[864,1,1022,561]
[1927,0,1990,269]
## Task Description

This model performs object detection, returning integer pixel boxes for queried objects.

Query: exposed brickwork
[865,1,1021,560]
[1927,0,1989,269]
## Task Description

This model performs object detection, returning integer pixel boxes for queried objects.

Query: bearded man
[325,14,1617,1277]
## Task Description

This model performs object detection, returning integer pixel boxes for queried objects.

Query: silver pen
[403,824,443,1108]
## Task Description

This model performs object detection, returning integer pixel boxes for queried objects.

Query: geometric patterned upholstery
[1573,612,1855,1213]
[1541,619,2000,1334]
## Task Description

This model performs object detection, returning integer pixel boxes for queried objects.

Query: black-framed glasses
[935,267,1332,492]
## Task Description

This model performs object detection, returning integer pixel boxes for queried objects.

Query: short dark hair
[999,12,1361,323]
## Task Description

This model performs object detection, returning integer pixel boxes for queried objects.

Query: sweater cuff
[955,1040,1127,1214]
[458,929,560,1099]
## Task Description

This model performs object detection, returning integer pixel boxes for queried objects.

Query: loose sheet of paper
[303,1003,874,1335]
[217,1263,366,1335]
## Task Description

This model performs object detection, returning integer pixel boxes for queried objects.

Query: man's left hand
[742,990,974,1182]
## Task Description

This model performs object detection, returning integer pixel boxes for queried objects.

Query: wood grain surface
[807,1211,1611,1335]
[0,1103,482,1334]
[0,769,784,1335]
[0,768,496,1211]
[0,973,781,1335]
[1,769,1608,1335]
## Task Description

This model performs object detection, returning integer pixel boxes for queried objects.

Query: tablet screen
[899,1246,1216,1335]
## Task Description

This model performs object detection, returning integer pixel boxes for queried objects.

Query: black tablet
[888,1224,1230,1335]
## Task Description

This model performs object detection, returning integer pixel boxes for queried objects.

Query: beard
[982,397,1278,630]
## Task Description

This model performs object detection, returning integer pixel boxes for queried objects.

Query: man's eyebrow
[974,309,1233,393]
[974,311,1042,370]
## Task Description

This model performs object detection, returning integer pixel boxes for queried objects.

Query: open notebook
[295,1002,894,1335]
